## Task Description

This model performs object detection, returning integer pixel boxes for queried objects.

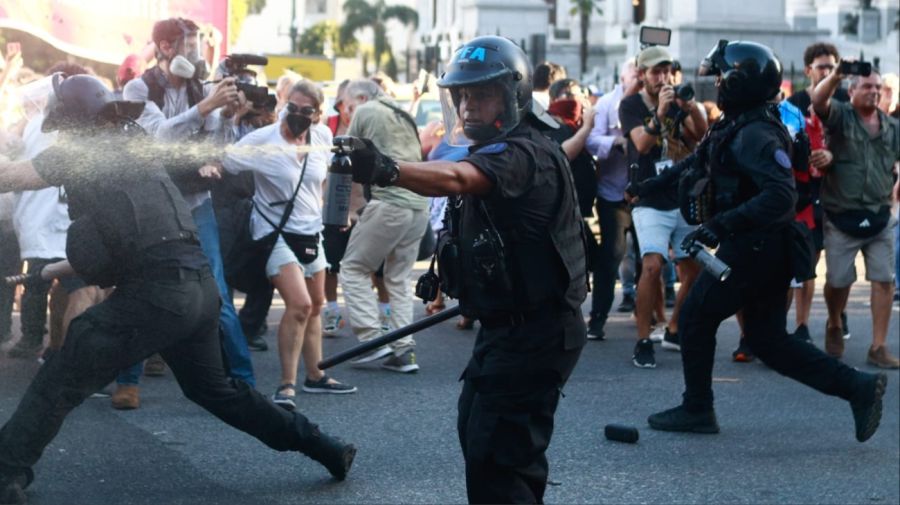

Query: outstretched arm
[0,160,51,193]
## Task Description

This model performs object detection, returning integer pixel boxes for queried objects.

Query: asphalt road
[1,264,898,505]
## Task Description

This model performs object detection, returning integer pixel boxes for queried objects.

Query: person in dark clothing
[786,42,849,117]
[340,36,587,504]
[633,41,887,441]
[0,74,355,505]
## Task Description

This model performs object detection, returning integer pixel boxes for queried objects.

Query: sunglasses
[286,103,318,116]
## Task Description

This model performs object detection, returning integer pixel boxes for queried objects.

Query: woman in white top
[224,81,355,409]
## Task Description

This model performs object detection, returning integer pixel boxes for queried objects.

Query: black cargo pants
[0,268,321,471]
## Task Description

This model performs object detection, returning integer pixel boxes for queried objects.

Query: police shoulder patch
[774,149,792,169]
[474,142,508,155]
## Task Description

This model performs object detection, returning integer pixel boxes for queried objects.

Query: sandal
[425,302,446,315]
[456,317,475,330]
[272,383,296,411]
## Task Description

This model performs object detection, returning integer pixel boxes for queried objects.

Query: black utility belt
[478,306,573,329]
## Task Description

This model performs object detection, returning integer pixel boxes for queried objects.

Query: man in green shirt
[812,66,900,369]
[338,79,429,373]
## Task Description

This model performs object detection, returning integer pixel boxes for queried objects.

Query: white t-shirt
[224,122,331,240]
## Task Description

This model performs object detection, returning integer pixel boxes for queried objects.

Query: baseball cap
[637,46,673,69]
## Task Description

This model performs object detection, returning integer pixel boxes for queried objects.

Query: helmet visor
[439,87,469,147]
[439,80,518,145]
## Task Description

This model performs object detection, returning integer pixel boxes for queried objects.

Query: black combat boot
[0,465,33,505]
[851,372,887,443]
[647,404,720,434]
[300,427,356,481]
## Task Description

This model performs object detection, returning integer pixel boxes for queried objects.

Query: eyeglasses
[812,64,835,71]
[286,103,318,116]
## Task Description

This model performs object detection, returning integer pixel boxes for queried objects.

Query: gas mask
[284,103,316,138]
[165,23,208,80]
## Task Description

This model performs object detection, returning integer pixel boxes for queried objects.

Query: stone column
[787,0,818,29]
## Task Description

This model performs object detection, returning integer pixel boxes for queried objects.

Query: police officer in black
[340,36,587,503]
[0,74,354,505]
[632,41,887,441]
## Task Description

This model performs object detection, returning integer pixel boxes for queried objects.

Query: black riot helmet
[699,40,782,114]
[42,73,145,133]
[436,36,533,143]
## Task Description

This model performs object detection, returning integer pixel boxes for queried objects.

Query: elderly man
[338,79,429,372]
[812,66,900,369]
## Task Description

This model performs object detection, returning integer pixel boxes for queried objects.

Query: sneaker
[732,337,755,363]
[661,328,680,352]
[111,385,140,410]
[792,323,812,343]
[323,307,345,337]
[246,333,268,352]
[0,465,33,505]
[380,307,392,333]
[5,341,42,360]
[632,339,656,368]
[617,294,636,313]
[272,384,296,411]
[302,375,358,394]
[867,346,900,369]
[349,345,393,365]
[648,327,665,343]
[37,347,57,365]
[851,372,887,442]
[648,405,720,434]
[665,286,676,308]
[825,323,844,358]
[841,311,851,340]
[143,354,167,377]
[586,318,605,341]
[381,351,419,373]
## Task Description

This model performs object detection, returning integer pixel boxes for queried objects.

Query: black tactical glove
[335,136,400,187]
[682,220,726,250]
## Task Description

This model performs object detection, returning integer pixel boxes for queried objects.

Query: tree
[298,21,358,57]
[341,0,418,78]
[569,0,603,78]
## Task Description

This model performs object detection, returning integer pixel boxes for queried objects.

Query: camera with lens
[219,54,276,111]
[838,60,872,77]
[674,82,694,101]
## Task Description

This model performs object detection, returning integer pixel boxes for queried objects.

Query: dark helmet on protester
[699,40,782,113]
[42,73,145,133]
[436,36,533,142]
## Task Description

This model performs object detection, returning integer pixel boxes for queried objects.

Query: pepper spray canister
[323,151,354,226]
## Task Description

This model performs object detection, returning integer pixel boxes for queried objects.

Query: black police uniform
[0,134,350,488]
[453,118,587,504]
[673,107,872,414]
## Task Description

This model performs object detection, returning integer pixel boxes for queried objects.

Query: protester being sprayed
[0,74,355,505]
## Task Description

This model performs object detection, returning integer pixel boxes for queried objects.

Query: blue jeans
[117,199,255,387]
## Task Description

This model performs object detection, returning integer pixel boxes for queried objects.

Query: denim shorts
[631,206,696,261]
[266,234,327,278]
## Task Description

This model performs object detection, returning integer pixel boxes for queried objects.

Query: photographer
[0,75,355,504]
[122,18,255,403]
[642,41,886,443]
[620,45,707,368]
[337,36,587,503]
[812,63,900,369]
[224,81,356,408]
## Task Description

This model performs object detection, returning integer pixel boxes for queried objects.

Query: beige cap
[637,46,673,69]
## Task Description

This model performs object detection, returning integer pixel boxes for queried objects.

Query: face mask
[547,99,583,130]
[286,114,312,138]
[169,55,196,79]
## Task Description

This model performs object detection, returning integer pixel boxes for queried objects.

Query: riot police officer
[635,41,887,441]
[0,74,354,505]
[340,36,588,503]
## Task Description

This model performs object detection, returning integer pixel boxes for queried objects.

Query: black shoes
[792,323,812,343]
[732,337,755,363]
[632,338,656,368]
[840,311,851,340]
[648,405,720,434]
[245,322,269,351]
[303,429,357,481]
[586,318,606,341]
[851,372,888,443]
[665,286,676,308]
[617,294,636,313]
[0,466,33,505]
[661,328,680,352]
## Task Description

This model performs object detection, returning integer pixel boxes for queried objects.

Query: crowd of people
[0,17,897,505]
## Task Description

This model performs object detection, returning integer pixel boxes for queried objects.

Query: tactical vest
[455,131,588,317]
[66,172,198,287]
[141,66,204,110]
[679,106,792,225]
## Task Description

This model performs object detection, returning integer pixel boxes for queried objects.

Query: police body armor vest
[679,106,791,225]
[66,173,198,287]
[455,133,588,318]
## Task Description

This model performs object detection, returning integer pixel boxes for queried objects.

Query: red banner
[0,0,228,65]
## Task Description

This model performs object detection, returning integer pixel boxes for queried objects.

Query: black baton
[318,305,462,370]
